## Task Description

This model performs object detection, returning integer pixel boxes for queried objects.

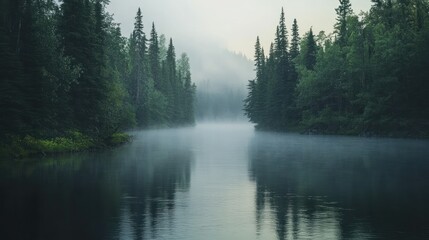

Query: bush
[108,133,131,146]
[0,131,131,159]
[0,132,95,159]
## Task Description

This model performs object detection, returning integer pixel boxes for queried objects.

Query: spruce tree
[149,23,161,91]
[165,38,177,123]
[335,0,353,46]
[290,19,300,60]
[245,37,264,125]
[128,8,149,126]
[275,8,288,58]
[177,53,195,124]
[275,8,292,128]
[254,36,264,80]
[129,8,146,105]
[289,19,301,122]
[304,28,317,70]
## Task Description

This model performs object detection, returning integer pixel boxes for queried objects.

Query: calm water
[1,123,429,240]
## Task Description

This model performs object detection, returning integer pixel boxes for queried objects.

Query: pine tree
[0,16,27,137]
[288,19,301,122]
[304,28,317,70]
[290,19,300,60]
[165,38,177,123]
[149,23,161,90]
[254,36,264,80]
[335,0,353,46]
[177,53,195,124]
[244,79,257,123]
[245,37,264,125]
[60,0,104,134]
[0,0,197,145]
[275,8,288,58]
[129,8,146,105]
[264,42,278,128]
[128,8,149,126]
[275,8,293,128]
[19,0,47,134]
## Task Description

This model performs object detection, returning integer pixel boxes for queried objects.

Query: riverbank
[0,131,132,160]
[255,120,429,139]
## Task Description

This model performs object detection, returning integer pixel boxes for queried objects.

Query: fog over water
[2,1,429,240]
[106,0,371,121]
[2,123,429,239]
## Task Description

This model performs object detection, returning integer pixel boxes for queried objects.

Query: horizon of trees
[245,0,429,136]
[0,0,196,142]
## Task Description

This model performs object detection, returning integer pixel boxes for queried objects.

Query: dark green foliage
[302,28,317,70]
[245,1,429,137]
[177,53,196,125]
[0,131,95,159]
[245,9,299,130]
[0,0,196,156]
[126,12,195,128]
[290,19,300,60]
[1,0,79,138]
[128,8,148,126]
[149,23,161,90]
[335,0,353,46]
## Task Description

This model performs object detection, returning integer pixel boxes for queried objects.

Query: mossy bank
[0,131,131,160]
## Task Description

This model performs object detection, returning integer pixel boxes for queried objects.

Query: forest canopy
[0,0,196,152]
[244,0,429,137]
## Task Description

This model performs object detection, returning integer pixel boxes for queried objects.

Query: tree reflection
[0,153,123,240]
[0,130,194,240]
[116,130,193,239]
[248,133,429,240]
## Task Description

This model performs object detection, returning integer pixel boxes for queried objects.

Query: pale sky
[107,0,372,58]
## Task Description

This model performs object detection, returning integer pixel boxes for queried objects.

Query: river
[1,123,429,240]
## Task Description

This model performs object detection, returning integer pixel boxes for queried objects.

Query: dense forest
[245,0,429,137]
[0,0,195,156]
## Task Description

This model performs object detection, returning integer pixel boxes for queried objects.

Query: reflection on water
[1,124,429,240]
[0,128,194,240]
[116,128,193,239]
[249,132,429,239]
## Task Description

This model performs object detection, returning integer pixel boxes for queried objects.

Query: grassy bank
[0,131,131,159]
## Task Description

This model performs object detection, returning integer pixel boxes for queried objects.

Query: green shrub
[108,133,131,145]
[1,131,130,159]
[0,132,96,159]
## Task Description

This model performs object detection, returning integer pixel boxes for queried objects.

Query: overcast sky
[107,0,372,58]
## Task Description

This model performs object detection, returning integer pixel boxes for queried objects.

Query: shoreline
[0,132,132,160]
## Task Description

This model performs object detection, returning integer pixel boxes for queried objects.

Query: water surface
[1,123,429,239]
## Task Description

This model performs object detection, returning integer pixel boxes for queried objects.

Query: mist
[106,0,372,121]
[2,1,429,239]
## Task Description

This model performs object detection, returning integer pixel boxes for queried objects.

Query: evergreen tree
[275,8,288,58]
[149,23,161,91]
[60,0,105,135]
[290,19,300,60]
[165,38,178,123]
[244,37,264,124]
[288,19,301,122]
[303,28,317,70]
[129,8,146,106]
[246,4,429,136]
[275,8,293,128]
[159,34,168,61]
[177,53,195,124]
[0,16,27,137]
[335,0,353,46]
[0,1,197,149]
[128,8,149,126]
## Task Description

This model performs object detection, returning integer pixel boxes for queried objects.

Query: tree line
[245,0,429,136]
[0,0,196,144]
